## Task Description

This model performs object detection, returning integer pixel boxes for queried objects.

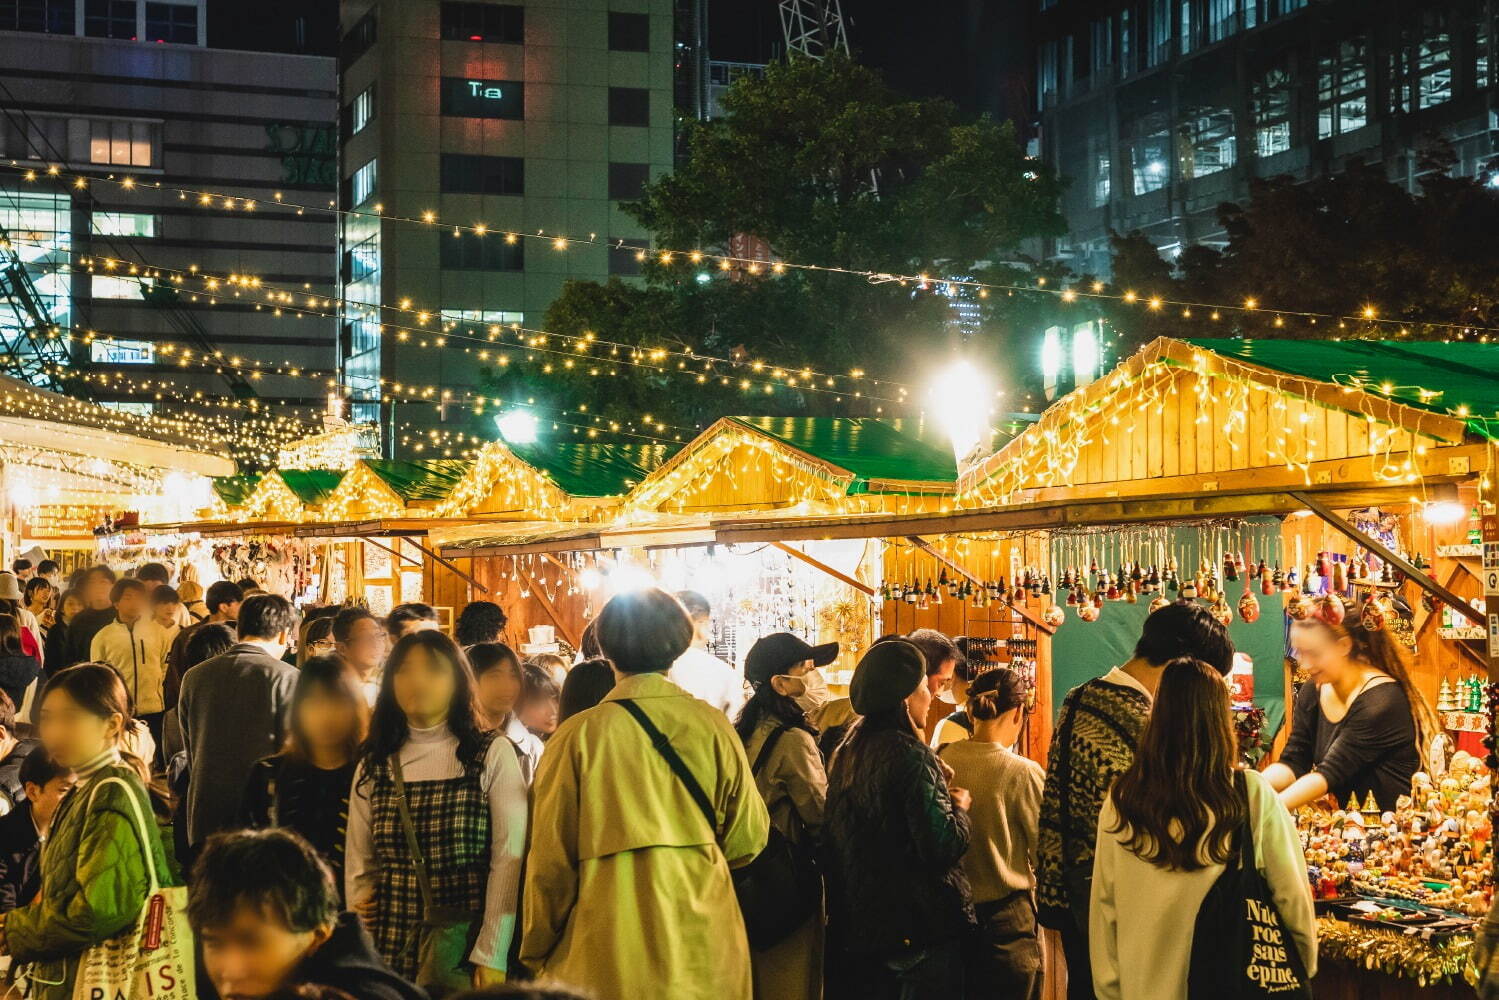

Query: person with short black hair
[242,655,369,900]
[1037,600,1234,1000]
[939,667,1044,999]
[557,658,614,723]
[34,561,60,591]
[518,662,560,741]
[63,566,118,668]
[151,584,187,636]
[89,577,171,747]
[190,828,424,1000]
[0,690,38,816]
[164,579,243,713]
[299,614,337,667]
[385,602,438,640]
[179,594,301,848]
[135,562,171,589]
[905,628,962,741]
[471,642,542,781]
[456,601,507,648]
[236,576,262,595]
[42,589,82,678]
[666,590,748,716]
[520,588,769,1000]
[346,631,527,992]
[9,561,30,582]
[0,750,73,911]
[332,606,387,705]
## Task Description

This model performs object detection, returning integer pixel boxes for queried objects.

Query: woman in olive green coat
[0,664,171,1000]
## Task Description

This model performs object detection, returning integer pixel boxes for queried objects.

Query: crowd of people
[0,556,1465,1000]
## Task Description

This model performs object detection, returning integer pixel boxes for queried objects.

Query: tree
[481,55,1066,432]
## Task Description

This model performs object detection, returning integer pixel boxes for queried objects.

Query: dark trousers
[139,711,164,769]
[967,893,1042,1000]
[1059,916,1096,1000]
[847,938,966,1000]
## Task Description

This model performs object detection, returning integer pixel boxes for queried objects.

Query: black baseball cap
[744,633,839,685]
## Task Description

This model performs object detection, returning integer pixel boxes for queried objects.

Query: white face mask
[789,668,831,713]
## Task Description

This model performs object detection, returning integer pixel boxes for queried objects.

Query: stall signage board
[1485,516,1499,676]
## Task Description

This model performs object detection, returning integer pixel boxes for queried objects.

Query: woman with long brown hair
[1089,657,1316,999]
[1265,596,1439,811]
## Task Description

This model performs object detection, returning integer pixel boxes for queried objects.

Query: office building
[1035,0,1499,275]
[337,0,675,446]
[0,0,338,418]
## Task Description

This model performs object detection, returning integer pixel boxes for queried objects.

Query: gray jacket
[178,642,298,846]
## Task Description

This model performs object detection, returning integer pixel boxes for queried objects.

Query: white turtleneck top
[345,721,528,973]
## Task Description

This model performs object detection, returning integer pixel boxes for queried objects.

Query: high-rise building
[337,0,675,448]
[0,0,338,426]
[1034,0,1499,275]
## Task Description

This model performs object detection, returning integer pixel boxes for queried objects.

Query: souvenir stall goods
[211,536,324,605]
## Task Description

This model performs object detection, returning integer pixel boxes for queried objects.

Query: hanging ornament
[1359,594,1387,632]
[1202,574,1219,602]
[1065,587,1080,606]
[1285,592,1309,620]
[1148,594,1172,614]
[1210,595,1233,627]
[931,579,943,605]
[971,584,988,609]
[1269,565,1283,594]
[1314,594,1346,625]
[1040,575,1053,597]
[1285,565,1299,591]
[1144,565,1160,594]
[1043,603,1066,628]
[1223,553,1238,582]
[1078,602,1100,622]
[1238,588,1261,624]
[1180,576,1199,600]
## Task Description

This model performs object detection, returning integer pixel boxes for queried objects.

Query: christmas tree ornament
[1043,604,1066,628]
[1078,602,1100,622]
[1270,565,1284,593]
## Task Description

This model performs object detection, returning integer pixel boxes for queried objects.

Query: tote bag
[51,776,195,1000]
[1187,772,1311,999]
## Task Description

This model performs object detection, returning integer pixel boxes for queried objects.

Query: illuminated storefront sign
[440,77,524,119]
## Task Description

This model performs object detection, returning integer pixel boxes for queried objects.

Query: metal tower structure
[0,226,71,394]
[779,0,849,59]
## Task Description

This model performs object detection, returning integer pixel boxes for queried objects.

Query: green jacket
[6,763,172,999]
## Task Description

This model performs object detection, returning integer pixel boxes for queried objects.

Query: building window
[84,0,135,38]
[1147,0,1170,67]
[608,87,649,126]
[1037,40,1058,102]
[1478,12,1491,90]
[342,234,380,283]
[1318,39,1368,137]
[1118,9,1134,74]
[101,401,154,415]
[0,0,76,34]
[344,84,376,138]
[1179,0,1196,54]
[439,308,523,330]
[1413,17,1452,109]
[608,162,649,201]
[1092,146,1111,206]
[1090,17,1112,74]
[76,118,155,167]
[440,2,522,43]
[341,9,376,65]
[1252,64,1293,156]
[441,232,524,271]
[608,11,649,51]
[91,338,154,364]
[144,2,196,43]
[1125,112,1170,195]
[609,239,648,277]
[1207,0,1241,42]
[90,275,142,300]
[346,158,377,206]
[91,212,156,237]
[440,77,524,119]
[440,153,524,195]
[1178,106,1235,178]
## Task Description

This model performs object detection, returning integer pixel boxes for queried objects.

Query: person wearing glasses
[332,607,390,707]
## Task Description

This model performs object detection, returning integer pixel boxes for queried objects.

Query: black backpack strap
[750,726,788,777]
[616,699,719,836]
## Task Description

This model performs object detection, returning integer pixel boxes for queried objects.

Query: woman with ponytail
[1266,596,1439,811]
[939,667,1044,999]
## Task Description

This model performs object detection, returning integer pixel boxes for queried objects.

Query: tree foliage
[481,55,1066,432]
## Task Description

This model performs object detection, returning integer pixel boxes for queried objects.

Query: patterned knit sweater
[1037,675,1150,928]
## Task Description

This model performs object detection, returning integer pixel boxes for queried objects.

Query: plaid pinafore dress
[367,732,495,980]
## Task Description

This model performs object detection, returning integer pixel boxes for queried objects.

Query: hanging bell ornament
[1029,575,1043,598]
[1269,566,1283,594]
[1211,596,1233,627]
[1202,575,1219,602]
[1360,595,1387,632]
[1078,602,1101,622]
[1238,589,1261,624]
[1180,576,1199,600]
[1041,575,1053,596]
[1043,604,1066,628]
[1065,587,1079,606]
[1061,567,1074,589]
[1224,554,1238,582]
[1148,594,1172,614]
[971,584,988,609]
[931,580,943,605]
[1092,590,1105,608]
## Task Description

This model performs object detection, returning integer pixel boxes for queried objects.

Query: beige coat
[744,716,827,1000]
[521,671,770,1000]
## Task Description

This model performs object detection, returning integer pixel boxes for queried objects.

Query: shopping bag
[68,776,196,1000]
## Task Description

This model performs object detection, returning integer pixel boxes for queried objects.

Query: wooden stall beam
[517,567,581,649]
[361,536,420,567]
[400,537,491,595]
[904,535,1057,635]
[1289,491,1483,626]
[768,541,876,598]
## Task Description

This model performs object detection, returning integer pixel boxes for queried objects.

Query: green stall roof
[363,459,472,503]
[211,473,261,507]
[278,469,344,505]
[1184,339,1499,439]
[507,441,681,498]
[729,417,958,492]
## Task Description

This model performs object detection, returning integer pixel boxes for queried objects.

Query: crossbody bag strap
[388,754,436,916]
[615,699,719,838]
[1235,769,1254,873]
[750,725,787,777]
[86,775,159,894]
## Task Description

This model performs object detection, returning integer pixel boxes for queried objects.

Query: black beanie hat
[849,640,926,715]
